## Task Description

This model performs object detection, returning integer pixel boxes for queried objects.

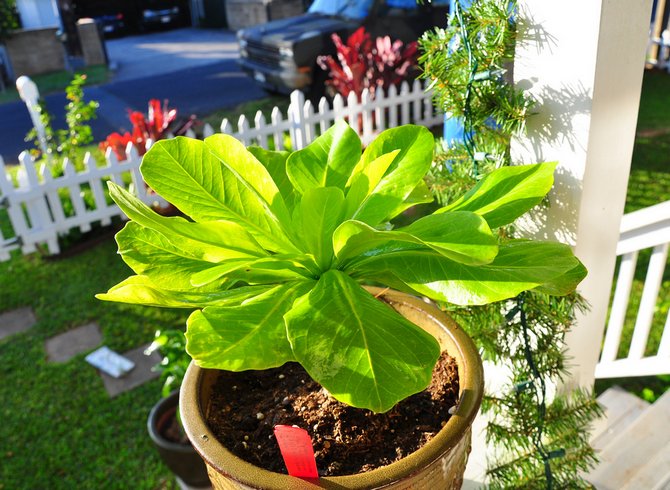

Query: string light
[513,293,563,489]
[454,0,565,483]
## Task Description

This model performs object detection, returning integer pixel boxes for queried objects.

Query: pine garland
[419,1,602,487]
[420,0,533,178]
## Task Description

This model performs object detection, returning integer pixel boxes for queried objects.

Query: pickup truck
[236,0,449,96]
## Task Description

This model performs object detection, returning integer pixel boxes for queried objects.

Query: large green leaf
[204,134,292,223]
[189,261,259,288]
[116,222,250,290]
[344,150,398,217]
[284,270,441,413]
[96,275,270,308]
[351,240,586,305]
[334,212,497,268]
[186,281,314,370]
[534,262,589,296]
[247,146,296,210]
[348,125,435,225]
[286,120,362,194]
[437,162,557,228]
[140,137,297,253]
[108,182,267,262]
[388,180,435,217]
[293,187,346,270]
[226,254,320,284]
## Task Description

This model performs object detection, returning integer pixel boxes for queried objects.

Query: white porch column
[511,0,654,389]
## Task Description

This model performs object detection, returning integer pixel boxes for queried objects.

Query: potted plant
[145,329,210,488]
[97,121,585,488]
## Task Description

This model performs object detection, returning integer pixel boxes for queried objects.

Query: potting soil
[206,352,459,476]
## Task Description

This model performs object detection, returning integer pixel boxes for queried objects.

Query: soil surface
[206,352,459,477]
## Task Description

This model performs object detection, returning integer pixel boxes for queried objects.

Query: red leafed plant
[317,27,418,99]
[100,131,134,161]
[100,99,197,160]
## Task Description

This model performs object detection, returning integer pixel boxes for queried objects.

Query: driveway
[0,28,265,164]
[105,28,241,82]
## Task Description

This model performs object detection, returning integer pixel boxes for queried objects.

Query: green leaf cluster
[25,74,99,171]
[98,121,585,412]
[0,0,19,41]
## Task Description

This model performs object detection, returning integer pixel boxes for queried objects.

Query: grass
[593,69,670,403]
[200,95,290,131]
[0,240,187,489]
[0,65,109,105]
[199,95,290,142]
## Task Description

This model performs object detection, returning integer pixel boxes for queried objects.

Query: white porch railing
[0,80,440,261]
[596,201,670,379]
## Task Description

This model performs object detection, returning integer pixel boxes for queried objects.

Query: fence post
[16,76,48,156]
[289,90,307,150]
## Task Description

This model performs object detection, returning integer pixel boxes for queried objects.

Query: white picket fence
[218,81,441,149]
[0,80,441,261]
[0,147,167,261]
[596,200,670,379]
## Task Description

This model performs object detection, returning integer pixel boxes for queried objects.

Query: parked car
[91,12,126,37]
[140,0,185,30]
[237,0,449,94]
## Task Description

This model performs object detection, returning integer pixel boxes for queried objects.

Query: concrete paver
[99,343,161,398]
[0,306,37,340]
[45,322,102,362]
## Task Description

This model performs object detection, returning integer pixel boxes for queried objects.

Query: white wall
[16,0,61,29]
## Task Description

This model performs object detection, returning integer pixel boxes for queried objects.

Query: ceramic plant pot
[180,288,484,489]
[148,390,211,488]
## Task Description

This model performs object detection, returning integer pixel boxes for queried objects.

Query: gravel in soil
[206,351,459,476]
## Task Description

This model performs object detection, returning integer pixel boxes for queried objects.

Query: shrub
[100,99,198,160]
[317,27,418,99]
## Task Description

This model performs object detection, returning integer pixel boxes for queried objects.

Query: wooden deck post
[511,0,654,390]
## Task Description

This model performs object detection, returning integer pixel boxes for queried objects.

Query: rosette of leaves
[98,121,585,413]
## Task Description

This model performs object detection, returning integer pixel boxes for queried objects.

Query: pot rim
[147,389,197,454]
[180,288,484,489]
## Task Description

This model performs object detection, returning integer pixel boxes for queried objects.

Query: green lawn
[200,95,289,131]
[0,65,109,105]
[0,240,187,489]
[0,95,292,489]
[2,70,670,488]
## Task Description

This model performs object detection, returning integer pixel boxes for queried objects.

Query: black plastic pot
[148,390,211,488]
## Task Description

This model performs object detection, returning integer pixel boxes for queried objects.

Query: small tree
[25,74,99,171]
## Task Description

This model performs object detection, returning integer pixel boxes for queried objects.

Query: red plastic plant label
[273,425,319,478]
